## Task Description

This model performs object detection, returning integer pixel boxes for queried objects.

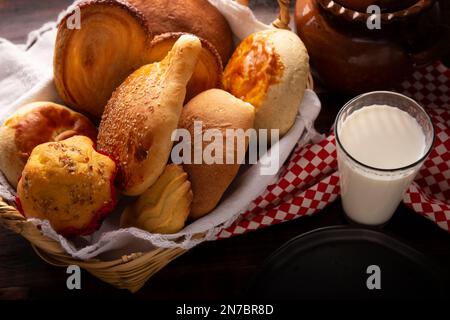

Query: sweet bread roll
[128,0,233,63]
[54,0,231,121]
[0,101,97,188]
[16,136,117,237]
[149,32,223,103]
[178,89,255,219]
[120,164,193,234]
[223,29,310,137]
[54,0,152,120]
[98,34,201,196]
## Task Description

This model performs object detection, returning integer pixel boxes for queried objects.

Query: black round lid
[247,226,449,299]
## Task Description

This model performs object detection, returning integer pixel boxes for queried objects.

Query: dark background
[0,0,450,300]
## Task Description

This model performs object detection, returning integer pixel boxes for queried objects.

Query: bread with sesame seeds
[97,34,202,196]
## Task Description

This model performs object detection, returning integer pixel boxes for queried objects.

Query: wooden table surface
[1,0,450,300]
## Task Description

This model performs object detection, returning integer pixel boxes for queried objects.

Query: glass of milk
[335,91,434,226]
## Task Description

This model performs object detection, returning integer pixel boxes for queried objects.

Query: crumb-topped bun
[120,164,193,234]
[16,136,117,237]
[178,89,255,219]
[97,34,201,196]
[0,101,97,188]
[223,29,310,137]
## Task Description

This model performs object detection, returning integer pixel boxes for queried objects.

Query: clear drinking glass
[334,91,435,226]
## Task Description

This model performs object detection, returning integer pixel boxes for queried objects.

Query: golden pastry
[97,34,201,196]
[0,101,97,188]
[120,164,193,234]
[178,89,255,219]
[54,1,152,120]
[149,32,223,103]
[223,29,310,137]
[127,0,232,63]
[54,0,232,121]
[16,136,117,237]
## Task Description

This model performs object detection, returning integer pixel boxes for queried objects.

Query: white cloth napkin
[0,0,322,260]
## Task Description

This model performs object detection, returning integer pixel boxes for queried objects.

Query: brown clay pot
[295,0,450,94]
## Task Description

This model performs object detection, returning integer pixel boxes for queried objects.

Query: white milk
[337,105,426,225]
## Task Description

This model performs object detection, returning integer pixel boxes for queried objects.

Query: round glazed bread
[54,0,230,120]
[16,136,117,237]
[178,89,255,219]
[97,34,202,196]
[0,102,97,188]
[223,29,310,137]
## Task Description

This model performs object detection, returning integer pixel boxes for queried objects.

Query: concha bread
[223,29,310,137]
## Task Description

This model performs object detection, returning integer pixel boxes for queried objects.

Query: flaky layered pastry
[97,34,201,196]
[120,164,193,234]
[54,0,230,121]
[54,1,152,120]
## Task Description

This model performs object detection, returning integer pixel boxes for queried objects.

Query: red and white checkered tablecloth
[217,62,450,239]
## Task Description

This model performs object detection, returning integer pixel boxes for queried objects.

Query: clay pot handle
[272,0,291,30]
[236,0,291,30]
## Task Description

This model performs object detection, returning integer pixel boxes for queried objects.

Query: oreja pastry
[16,136,117,237]
[149,32,223,103]
[178,89,255,219]
[0,101,97,188]
[127,0,233,63]
[54,0,232,121]
[120,164,193,234]
[223,29,310,137]
[98,34,201,196]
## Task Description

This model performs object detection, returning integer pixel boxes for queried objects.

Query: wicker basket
[0,0,312,293]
